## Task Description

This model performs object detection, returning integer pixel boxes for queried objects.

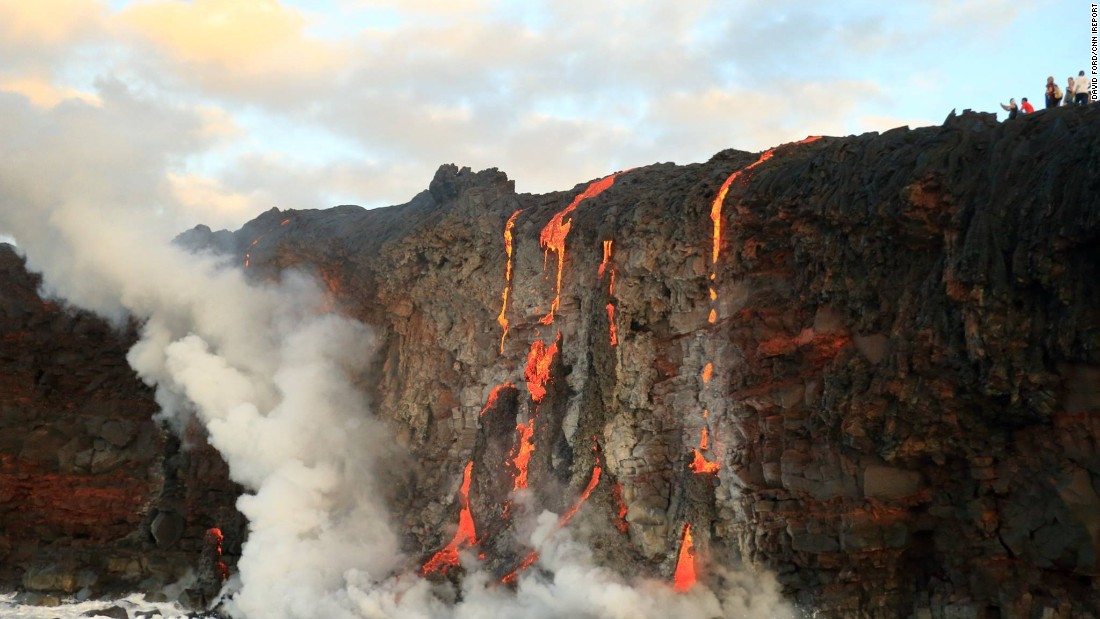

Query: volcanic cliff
[3,105,1100,618]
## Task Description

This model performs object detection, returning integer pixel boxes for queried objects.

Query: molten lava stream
[599,240,618,346]
[511,421,535,490]
[709,135,823,268]
[690,448,720,475]
[422,461,478,575]
[497,209,523,353]
[539,172,626,325]
[524,336,559,403]
[502,465,602,584]
[607,304,618,346]
[205,527,228,581]
[611,481,630,534]
[689,410,719,474]
[673,523,697,592]
[479,383,514,417]
[707,136,821,320]
[558,465,601,525]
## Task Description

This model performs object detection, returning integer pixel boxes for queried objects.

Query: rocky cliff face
[0,247,244,605]
[5,105,1100,617]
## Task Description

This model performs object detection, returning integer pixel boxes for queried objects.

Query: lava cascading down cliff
[220,107,1100,618]
[3,106,1100,618]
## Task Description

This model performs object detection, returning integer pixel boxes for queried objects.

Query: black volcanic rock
[0,245,244,603]
[4,105,1100,618]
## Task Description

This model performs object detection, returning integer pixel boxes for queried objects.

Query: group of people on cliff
[1000,71,1092,119]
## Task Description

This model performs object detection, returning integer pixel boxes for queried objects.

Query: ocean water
[0,593,197,618]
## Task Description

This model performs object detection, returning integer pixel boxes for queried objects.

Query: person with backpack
[1046,76,1063,108]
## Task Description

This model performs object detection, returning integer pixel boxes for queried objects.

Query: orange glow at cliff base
[673,523,697,592]
[422,461,477,575]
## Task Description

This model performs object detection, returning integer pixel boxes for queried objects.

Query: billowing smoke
[0,90,795,618]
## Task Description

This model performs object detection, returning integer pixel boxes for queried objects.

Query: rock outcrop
[4,105,1100,618]
[0,246,244,604]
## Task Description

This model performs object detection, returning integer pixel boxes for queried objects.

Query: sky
[0,0,1089,235]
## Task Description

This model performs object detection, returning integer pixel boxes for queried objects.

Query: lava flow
[205,527,229,581]
[497,209,523,353]
[599,240,618,346]
[690,447,720,474]
[539,172,625,325]
[511,421,535,490]
[673,523,697,592]
[707,136,821,322]
[479,383,515,417]
[611,481,630,534]
[422,461,478,575]
[243,236,262,268]
[524,336,560,403]
[503,464,603,584]
[689,409,720,475]
[243,216,294,268]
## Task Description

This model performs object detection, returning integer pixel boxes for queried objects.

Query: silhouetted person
[1045,76,1062,108]
[1000,98,1018,119]
[1073,70,1090,106]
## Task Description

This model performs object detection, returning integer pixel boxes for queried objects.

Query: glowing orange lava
[607,303,618,346]
[205,527,228,581]
[422,461,477,575]
[503,464,603,584]
[702,363,712,384]
[206,527,224,553]
[559,466,601,525]
[244,236,262,268]
[511,421,535,490]
[612,481,629,534]
[524,336,559,402]
[502,551,539,585]
[707,136,821,317]
[243,215,295,268]
[599,239,618,346]
[497,209,524,353]
[690,449,720,474]
[598,240,614,280]
[539,172,624,324]
[673,523,697,592]
[689,409,719,474]
[479,383,514,417]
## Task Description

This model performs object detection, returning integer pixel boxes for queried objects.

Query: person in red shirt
[1020,97,1035,114]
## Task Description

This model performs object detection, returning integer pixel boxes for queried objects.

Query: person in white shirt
[1074,70,1090,106]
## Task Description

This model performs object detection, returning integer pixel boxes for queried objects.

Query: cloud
[0,0,103,48]
[0,78,239,311]
[0,75,102,107]
[352,0,493,16]
[115,0,348,99]
[169,173,264,230]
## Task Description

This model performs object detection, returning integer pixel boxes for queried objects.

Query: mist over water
[0,93,795,619]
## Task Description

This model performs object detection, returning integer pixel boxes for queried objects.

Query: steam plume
[0,89,794,619]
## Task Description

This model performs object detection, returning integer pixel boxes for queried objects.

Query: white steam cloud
[0,89,794,619]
